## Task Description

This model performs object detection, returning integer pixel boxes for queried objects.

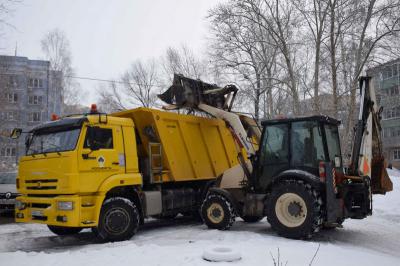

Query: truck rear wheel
[201,193,235,230]
[266,180,322,239]
[94,197,140,242]
[48,225,82,236]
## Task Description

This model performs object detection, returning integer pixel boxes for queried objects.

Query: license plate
[31,210,44,216]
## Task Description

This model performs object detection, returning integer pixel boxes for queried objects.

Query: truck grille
[31,203,51,209]
[25,179,58,190]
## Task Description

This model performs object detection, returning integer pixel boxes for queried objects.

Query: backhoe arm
[349,76,392,194]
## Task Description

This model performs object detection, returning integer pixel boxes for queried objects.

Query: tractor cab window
[291,121,325,168]
[84,127,114,149]
[324,124,342,167]
[261,124,289,164]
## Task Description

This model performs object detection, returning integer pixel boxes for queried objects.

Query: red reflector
[319,161,326,182]
[16,178,20,189]
[51,113,59,121]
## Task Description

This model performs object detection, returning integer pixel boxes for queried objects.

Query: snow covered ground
[1,169,399,266]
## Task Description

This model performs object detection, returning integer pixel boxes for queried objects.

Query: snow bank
[0,169,399,266]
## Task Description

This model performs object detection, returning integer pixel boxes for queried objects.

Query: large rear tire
[201,193,235,230]
[266,180,322,239]
[94,197,140,242]
[47,225,82,236]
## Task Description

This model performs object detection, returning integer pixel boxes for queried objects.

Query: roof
[367,58,400,73]
[261,115,340,126]
[30,117,88,134]
[30,113,133,134]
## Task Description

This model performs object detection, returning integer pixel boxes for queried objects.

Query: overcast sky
[1,0,222,105]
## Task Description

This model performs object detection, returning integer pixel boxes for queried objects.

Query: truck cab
[254,116,342,191]
[14,114,143,238]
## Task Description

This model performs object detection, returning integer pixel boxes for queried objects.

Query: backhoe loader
[158,74,393,239]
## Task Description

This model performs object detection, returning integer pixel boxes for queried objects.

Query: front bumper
[15,194,104,227]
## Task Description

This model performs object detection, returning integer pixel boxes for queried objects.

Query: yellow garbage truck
[12,106,251,241]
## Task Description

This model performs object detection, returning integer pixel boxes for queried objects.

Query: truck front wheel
[266,180,322,239]
[94,197,140,242]
[201,193,235,230]
[48,225,82,236]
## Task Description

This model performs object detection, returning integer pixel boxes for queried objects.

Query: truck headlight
[15,200,26,210]
[57,201,74,210]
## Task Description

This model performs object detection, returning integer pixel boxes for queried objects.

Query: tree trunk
[314,42,321,114]
[267,68,274,118]
[254,73,261,120]
[329,1,339,119]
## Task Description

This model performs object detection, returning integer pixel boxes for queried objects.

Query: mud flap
[325,163,343,223]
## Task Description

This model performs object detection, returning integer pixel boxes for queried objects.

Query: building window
[393,64,399,77]
[0,111,18,121]
[387,86,400,96]
[0,147,16,157]
[394,149,400,160]
[8,75,18,87]
[4,93,18,103]
[383,127,400,138]
[28,95,43,105]
[29,78,44,88]
[28,112,41,122]
[383,106,400,120]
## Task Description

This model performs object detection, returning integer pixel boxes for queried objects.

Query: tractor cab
[254,115,342,191]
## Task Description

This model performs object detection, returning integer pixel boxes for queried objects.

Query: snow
[1,169,399,266]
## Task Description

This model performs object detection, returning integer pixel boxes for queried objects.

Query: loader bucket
[158,74,238,110]
[371,155,393,194]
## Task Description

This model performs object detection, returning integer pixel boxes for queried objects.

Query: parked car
[0,172,18,214]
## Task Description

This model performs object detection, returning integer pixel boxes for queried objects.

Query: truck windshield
[26,128,81,155]
[324,124,342,166]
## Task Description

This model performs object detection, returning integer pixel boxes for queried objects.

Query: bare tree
[97,81,127,113]
[161,44,207,83]
[122,59,159,108]
[0,1,18,29]
[41,28,81,108]
[233,0,302,115]
[293,0,330,113]
[208,1,281,119]
[334,0,400,154]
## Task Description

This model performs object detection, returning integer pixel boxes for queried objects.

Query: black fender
[106,185,145,225]
[269,169,323,191]
[199,180,217,202]
[207,187,241,215]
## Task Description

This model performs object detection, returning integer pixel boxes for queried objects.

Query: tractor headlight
[57,201,74,210]
[15,200,26,210]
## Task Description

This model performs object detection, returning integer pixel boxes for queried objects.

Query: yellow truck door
[77,124,125,192]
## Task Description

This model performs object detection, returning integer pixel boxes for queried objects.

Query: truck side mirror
[10,128,22,139]
[87,126,100,151]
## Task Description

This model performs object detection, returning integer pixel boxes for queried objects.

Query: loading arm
[348,76,392,194]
